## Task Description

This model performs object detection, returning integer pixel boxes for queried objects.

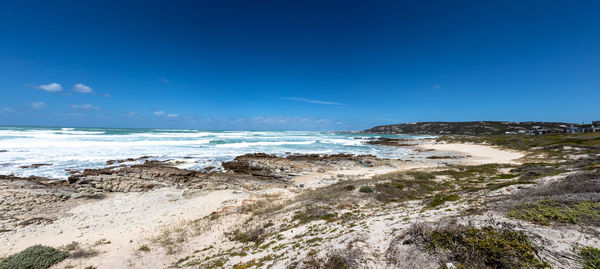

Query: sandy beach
[0,139,531,268]
[419,143,525,164]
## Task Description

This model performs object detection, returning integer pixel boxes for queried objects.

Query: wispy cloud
[71,103,101,110]
[167,113,179,118]
[73,83,93,93]
[433,85,441,89]
[34,83,63,92]
[29,101,47,109]
[0,107,15,114]
[281,97,343,105]
[103,93,111,98]
[153,110,165,116]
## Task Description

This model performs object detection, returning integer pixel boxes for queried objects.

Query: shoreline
[4,137,593,268]
[1,139,524,268]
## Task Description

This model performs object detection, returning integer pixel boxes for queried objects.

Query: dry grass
[149,217,214,254]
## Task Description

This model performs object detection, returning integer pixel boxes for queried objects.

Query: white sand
[420,143,524,164]
[0,188,248,268]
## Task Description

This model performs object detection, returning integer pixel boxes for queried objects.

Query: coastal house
[564,126,584,133]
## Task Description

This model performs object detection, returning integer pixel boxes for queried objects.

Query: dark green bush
[579,246,600,269]
[508,200,600,226]
[408,225,549,268]
[359,186,374,193]
[0,245,69,269]
[426,194,460,208]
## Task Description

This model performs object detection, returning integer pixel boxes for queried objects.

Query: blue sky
[1,0,599,130]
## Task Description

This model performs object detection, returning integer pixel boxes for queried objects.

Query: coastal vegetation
[0,245,69,269]
[405,224,550,268]
[579,246,600,269]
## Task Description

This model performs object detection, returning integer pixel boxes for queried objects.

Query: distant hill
[364,121,575,135]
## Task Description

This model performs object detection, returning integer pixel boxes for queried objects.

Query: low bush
[358,186,373,193]
[0,245,69,269]
[508,200,600,226]
[405,224,549,268]
[426,194,460,208]
[579,246,600,269]
[292,206,338,223]
[229,228,266,245]
[406,171,435,180]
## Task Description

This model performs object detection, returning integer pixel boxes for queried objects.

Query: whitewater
[0,126,421,180]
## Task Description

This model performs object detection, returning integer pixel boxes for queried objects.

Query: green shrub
[228,228,265,245]
[406,171,435,180]
[579,246,600,269]
[486,180,535,191]
[426,194,460,208]
[292,206,338,223]
[508,200,600,226]
[408,225,549,268]
[0,245,69,269]
[359,186,374,193]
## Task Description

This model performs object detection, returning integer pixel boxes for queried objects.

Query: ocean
[0,126,424,180]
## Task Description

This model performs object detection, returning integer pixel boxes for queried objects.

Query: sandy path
[0,188,248,269]
[419,143,524,164]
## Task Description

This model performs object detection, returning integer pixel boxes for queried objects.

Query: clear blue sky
[1,0,599,130]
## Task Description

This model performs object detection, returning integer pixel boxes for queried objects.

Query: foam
[0,127,414,179]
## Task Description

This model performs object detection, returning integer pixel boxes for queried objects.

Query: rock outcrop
[68,160,261,193]
[0,175,82,233]
[222,153,400,180]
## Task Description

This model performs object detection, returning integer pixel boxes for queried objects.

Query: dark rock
[19,163,51,169]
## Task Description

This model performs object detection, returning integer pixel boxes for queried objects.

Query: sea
[0,126,426,180]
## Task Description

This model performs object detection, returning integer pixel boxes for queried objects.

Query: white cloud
[433,85,441,89]
[103,93,111,98]
[71,103,100,110]
[29,101,47,109]
[73,83,93,93]
[153,111,165,116]
[35,83,63,92]
[282,97,343,105]
[0,107,14,114]
[167,113,179,118]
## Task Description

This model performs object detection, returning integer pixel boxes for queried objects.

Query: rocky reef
[0,175,83,233]
[222,153,401,180]
[1,153,403,234]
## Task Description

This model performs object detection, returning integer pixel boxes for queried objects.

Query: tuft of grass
[426,194,460,208]
[302,248,362,269]
[579,246,600,269]
[433,164,503,179]
[343,185,356,191]
[510,163,565,180]
[228,228,266,245]
[292,206,338,223]
[406,171,435,180]
[407,225,549,268]
[486,180,536,191]
[138,245,150,252]
[359,186,374,193]
[0,245,69,269]
[373,174,446,203]
[508,200,600,226]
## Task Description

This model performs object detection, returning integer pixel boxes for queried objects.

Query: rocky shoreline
[0,152,407,235]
